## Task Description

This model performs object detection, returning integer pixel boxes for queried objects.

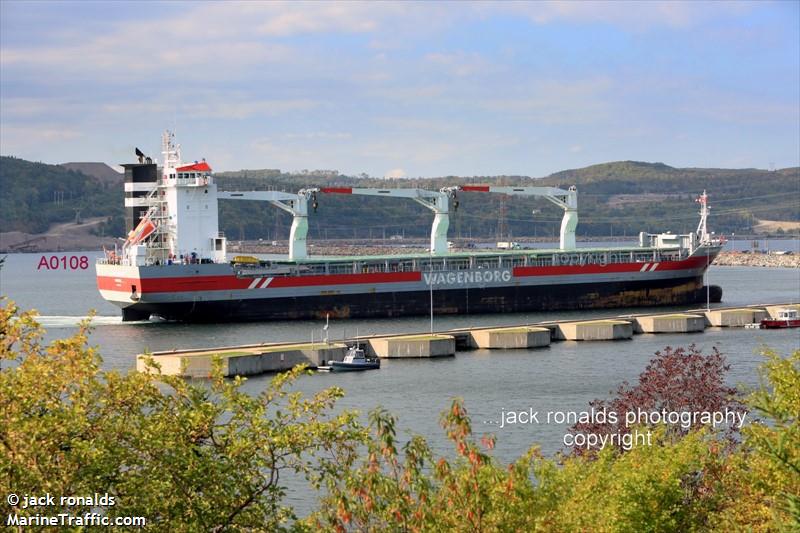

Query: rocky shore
[713,251,798,268]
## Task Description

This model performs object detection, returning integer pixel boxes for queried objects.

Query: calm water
[2,251,798,511]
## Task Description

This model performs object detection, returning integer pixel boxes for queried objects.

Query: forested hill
[529,161,800,239]
[1,155,797,240]
[215,161,799,241]
[0,156,124,235]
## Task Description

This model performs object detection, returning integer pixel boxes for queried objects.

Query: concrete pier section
[765,304,799,319]
[470,326,551,349]
[633,314,706,334]
[556,319,634,341]
[704,308,768,327]
[137,343,347,378]
[136,301,797,378]
[369,334,455,358]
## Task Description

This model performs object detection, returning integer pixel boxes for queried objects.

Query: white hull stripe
[246,277,274,289]
[649,262,660,272]
[640,263,650,272]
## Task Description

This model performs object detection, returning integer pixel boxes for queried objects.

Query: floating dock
[470,326,551,349]
[554,319,633,341]
[137,342,347,378]
[703,308,769,327]
[138,302,796,377]
[368,334,455,358]
[632,313,706,334]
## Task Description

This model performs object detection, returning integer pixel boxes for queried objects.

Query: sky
[1,1,798,178]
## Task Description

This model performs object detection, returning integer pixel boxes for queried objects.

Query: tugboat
[329,345,381,372]
[760,308,800,329]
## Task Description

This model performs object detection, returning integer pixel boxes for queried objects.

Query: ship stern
[96,262,151,321]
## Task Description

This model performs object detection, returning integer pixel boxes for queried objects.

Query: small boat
[760,308,800,329]
[329,345,380,371]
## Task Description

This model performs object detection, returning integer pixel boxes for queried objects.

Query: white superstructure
[118,131,321,265]
[120,131,226,265]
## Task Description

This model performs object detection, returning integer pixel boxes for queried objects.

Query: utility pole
[497,196,508,242]
[706,246,710,311]
[429,250,434,334]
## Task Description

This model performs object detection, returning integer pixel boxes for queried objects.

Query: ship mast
[696,190,710,244]
[161,130,181,177]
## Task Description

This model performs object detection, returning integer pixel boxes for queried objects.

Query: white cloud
[0,1,794,175]
[478,77,615,125]
[1,35,294,82]
[1,97,63,118]
[0,124,84,156]
[283,132,352,140]
[679,97,799,126]
[423,51,492,78]
[182,99,319,120]
[478,1,754,31]
[255,2,384,36]
[384,168,406,179]
[1,94,318,125]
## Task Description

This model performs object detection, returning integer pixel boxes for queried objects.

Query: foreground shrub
[0,301,364,532]
[2,298,797,532]
[312,348,799,532]
[569,344,745,456]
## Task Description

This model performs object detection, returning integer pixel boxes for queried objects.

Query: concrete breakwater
[138,303,799,378]
[713,252,798,268]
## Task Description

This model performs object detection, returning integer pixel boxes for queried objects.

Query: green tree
[738,348,800,529]
[310,400,537,532]
[2,299,798,532]
[0,300,365,531]
[312,348,800,532]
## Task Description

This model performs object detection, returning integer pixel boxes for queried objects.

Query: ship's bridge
[167,161,213,187]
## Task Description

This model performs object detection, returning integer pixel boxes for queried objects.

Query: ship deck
[266,245,677,265]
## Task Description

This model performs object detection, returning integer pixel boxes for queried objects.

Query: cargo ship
[96,132,723,322]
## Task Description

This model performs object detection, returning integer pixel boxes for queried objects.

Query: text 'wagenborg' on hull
[96,131,723,322]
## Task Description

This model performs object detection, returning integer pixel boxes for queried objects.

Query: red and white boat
[760,308,800,329]
[96,132,723,322]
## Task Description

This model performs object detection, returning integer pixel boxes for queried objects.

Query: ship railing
[97,256,228,267]
[98,248,691,272]
[163,176,210,187]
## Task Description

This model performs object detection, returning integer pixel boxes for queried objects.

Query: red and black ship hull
[97,248,722,323]
[117,277,721,322]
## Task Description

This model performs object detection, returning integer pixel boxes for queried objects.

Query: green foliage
[311,349,800,532]
[0,300,365,532]
[1,300,797,531]
[90,215,126,237]
[0,156,124,235]
[309,400,537,532]
[217,163,800,240]
[741,349,800,529]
